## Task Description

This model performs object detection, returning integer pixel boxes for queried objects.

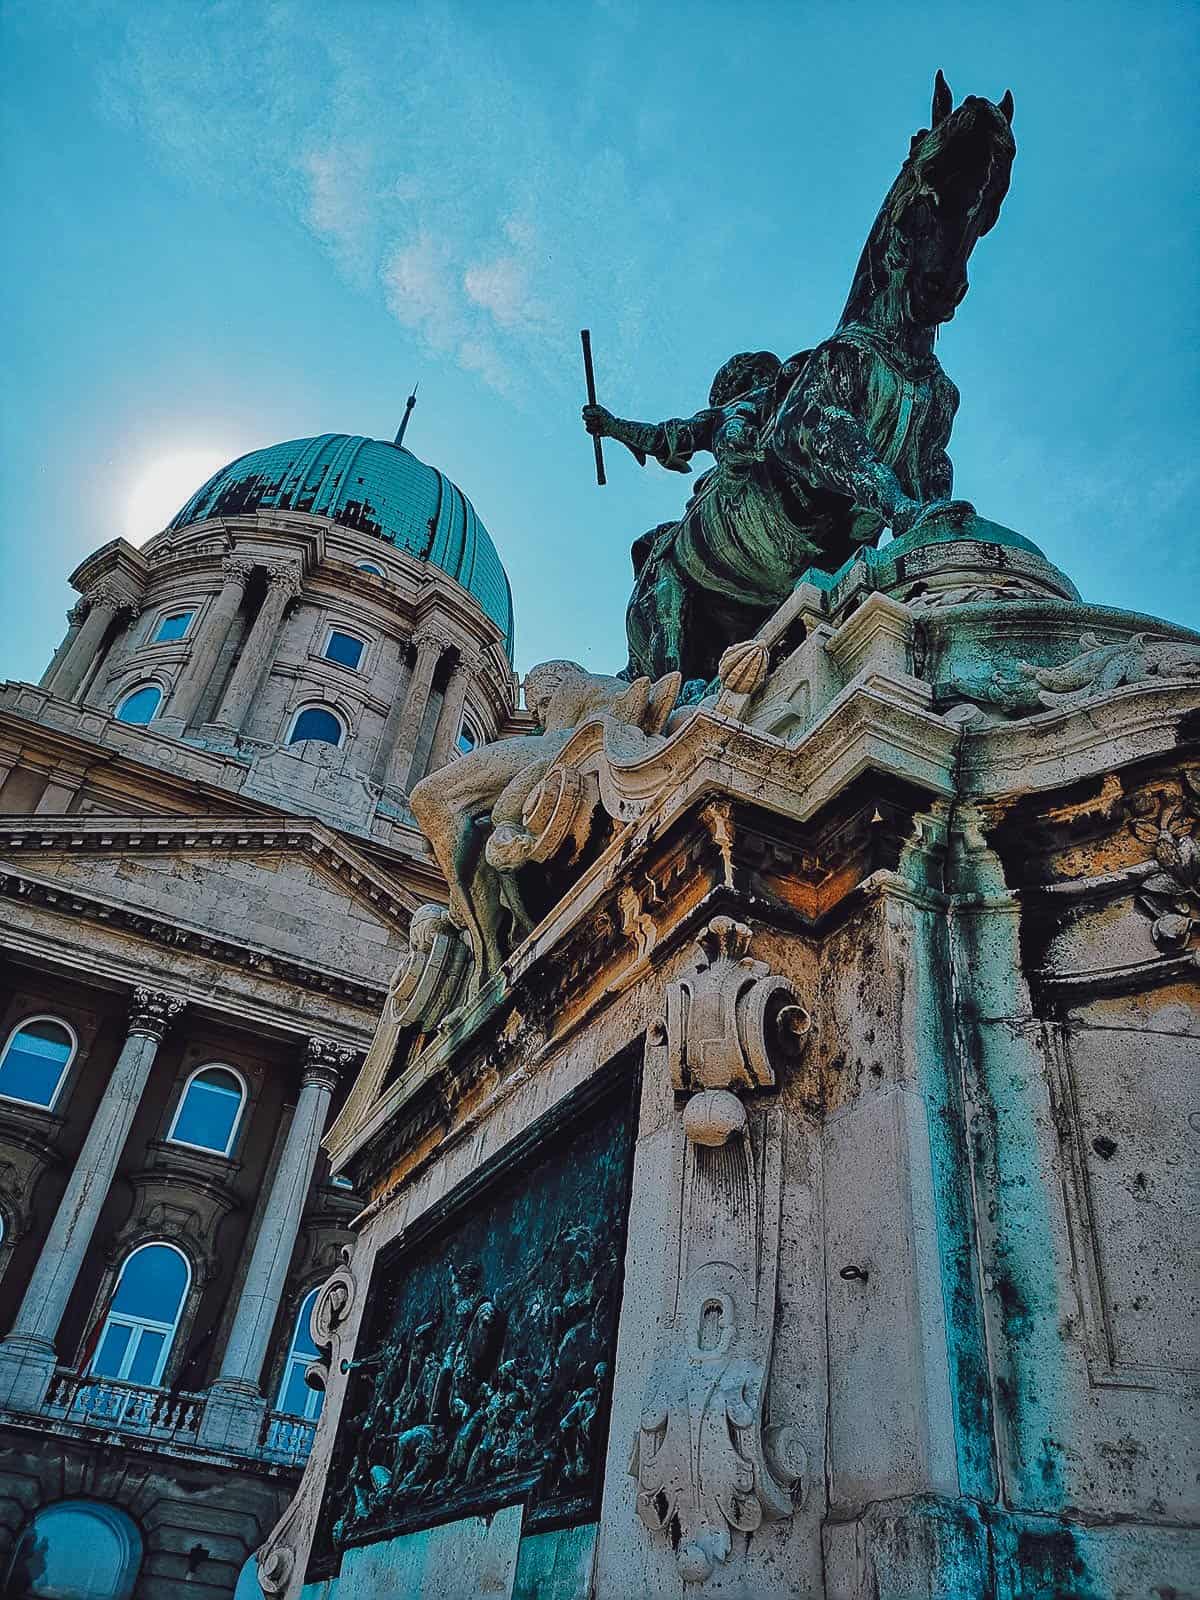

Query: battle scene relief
[308,1088,635,1575]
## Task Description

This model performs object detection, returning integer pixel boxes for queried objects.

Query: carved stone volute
[632,918,810,1583]
[257,1247,360,1597]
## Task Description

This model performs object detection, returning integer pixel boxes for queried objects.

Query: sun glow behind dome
[126,448,234,547]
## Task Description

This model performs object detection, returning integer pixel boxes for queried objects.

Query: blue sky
[2,0,1196,682]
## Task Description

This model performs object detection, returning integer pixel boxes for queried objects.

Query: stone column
[425,650,478,775]
[199,1037,355,1453]
[160,556,255,733]
[49,582,137,705]
[382,629,446,792]
[211,563,301,735]
[0,988,185,1411]
[40,601,87,691]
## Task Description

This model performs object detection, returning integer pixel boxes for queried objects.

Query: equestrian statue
[584,72,1016,684]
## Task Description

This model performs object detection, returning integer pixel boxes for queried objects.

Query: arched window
[0,1016,76,1109]
[90,1243,190,1389]
[167,1064,246,1156]
[6,1500,142,1600]
[287,705,344,747]
[274,1286,324,1420]
[356,561,385,578]
[114,684,162,725]
[457,718,479,755]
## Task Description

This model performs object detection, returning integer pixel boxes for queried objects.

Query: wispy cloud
[60,0,676,398]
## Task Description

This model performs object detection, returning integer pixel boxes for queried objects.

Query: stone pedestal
[254,525,1200,1599]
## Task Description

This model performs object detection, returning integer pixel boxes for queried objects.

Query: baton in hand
[580,328,606,486]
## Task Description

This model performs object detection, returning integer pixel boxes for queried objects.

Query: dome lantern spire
[394,384,419,448]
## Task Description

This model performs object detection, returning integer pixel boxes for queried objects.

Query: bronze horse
[585,73,1016,684]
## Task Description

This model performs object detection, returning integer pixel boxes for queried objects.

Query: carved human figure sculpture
[584,71,1016,685]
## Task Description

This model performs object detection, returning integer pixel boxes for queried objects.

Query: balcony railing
[38,1371,315,1466]
[45,1371,203,1438]
[260,1411,318,1466]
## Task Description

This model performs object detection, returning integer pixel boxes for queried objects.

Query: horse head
[841,71,1015,335]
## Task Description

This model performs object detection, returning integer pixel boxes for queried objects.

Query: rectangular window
[153,611,194,643]
[324,630,364,670]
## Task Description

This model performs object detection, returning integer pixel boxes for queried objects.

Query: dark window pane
[171,1068,242,1152]
[92,1322,132,1378]
[288,707,342,745]
[324,631,364,669]
[0,1019,72,1105]
[115,685,162,724]
[111,1245,188,1322]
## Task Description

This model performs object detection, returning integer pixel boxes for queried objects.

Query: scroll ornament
[257,1251,359,1596]
[631,918,810,1583]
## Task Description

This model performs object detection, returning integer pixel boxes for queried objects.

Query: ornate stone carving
[127,987,185,1041]
[632,919,809,1582]
[304,1036,358,1089]
[409,660,680,988]
[1126,770,1200,951]
[717,638,771,699]
[86,579,141,618]
[1020,632,1200,709]
[264,563,302,598]
[257,1249,362,1596]
[221,555,256,588]
[391,904,470,1030]
[65,601,88,628]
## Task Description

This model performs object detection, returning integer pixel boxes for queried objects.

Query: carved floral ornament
[1126,770,1200,952]
[959,630,1200,718]
[257,1248,360,1597]
[632,918,810,1583]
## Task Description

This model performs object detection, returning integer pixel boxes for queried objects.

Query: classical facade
[0,432,519,1599]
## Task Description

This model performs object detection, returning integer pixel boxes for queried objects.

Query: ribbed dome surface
[169,434,514,657]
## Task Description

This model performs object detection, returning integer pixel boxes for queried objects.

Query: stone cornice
[0,859,389,1010]
[0,813,431,925]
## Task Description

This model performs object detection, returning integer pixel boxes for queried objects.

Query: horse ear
[999,89,1014,126]
[932,69,953,126]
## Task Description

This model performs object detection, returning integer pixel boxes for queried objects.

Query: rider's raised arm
[583,404,719,473]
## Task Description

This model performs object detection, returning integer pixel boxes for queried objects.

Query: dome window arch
[322,626,367,671]
[88,1241,191,1389]
[6,1499,143,1600]
[167,1063,247,1156]
[274,1285,324,1420]
[151,609,195,644]
[356,561,386,578]
[0,1015,77,1110]
[457,715,481,756]
[286,704,346,748]
[114,683,163,725]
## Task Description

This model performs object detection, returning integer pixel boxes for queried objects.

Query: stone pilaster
[0,987,184,1411]
[199,1035,355,1453]
[425,650,479,774]
[211,563,301,736]
[383,629,447,793]
[160,555,255,732]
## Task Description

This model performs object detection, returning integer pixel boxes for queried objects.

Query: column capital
[264,563,302,598]
[452,649,483,679]
[411,627,451,657]
[66,600,88,627]
[304,1036,357,1088]
[86,579,141,618]
[128,987,185,1041]
[221,555,257,588]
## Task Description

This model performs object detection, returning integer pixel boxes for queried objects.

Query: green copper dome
[169,434,514,657]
